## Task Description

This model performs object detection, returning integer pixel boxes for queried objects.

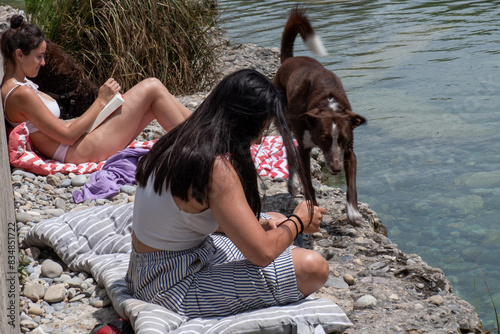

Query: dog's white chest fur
[302,130,315,149]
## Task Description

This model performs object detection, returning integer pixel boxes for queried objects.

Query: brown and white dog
[274,7,367,226]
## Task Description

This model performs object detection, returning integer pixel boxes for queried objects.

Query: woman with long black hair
[127,69,328,318]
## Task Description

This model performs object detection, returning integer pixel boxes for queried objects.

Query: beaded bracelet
[288,214,304,235]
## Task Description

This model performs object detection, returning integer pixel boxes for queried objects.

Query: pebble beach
[2,5,487,334]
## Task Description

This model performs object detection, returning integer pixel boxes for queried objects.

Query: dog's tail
[280,6,328,64]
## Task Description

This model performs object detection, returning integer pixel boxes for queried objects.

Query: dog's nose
[330,169,341,175]
[328,159,343,175]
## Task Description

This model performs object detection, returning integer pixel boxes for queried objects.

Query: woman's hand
[260,212,287,231]
[292,201,326,234]
[97,78,121,103]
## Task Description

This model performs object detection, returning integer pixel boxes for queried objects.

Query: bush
[25,0,220,94]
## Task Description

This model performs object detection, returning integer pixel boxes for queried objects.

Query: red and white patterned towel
[8,123,155,175]
[8,123,292,178]
[251,136,295,179]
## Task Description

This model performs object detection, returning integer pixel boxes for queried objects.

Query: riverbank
[2,5,484,334]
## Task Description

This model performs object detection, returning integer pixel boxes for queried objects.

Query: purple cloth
[73,147,149,203]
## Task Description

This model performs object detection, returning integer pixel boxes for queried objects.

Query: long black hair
[136,69,315,216]
[0,15,45,65]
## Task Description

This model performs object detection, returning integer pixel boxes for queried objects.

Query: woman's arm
[216,212,286,234]
[209,157,325,267]
[9,79,118,145]
[259,212,287,231]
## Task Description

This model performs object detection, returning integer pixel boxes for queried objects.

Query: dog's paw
[346,203,365,227]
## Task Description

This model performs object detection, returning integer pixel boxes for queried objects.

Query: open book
[86,93,124,133]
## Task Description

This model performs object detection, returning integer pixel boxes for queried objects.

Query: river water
[219,0,500,328]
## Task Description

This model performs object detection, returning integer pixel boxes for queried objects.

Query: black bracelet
[288,214,304,234]
[287,218,299,236]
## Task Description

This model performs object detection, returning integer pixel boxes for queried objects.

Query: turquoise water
[219,0,500,329]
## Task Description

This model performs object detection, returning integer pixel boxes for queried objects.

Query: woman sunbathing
[1,15,191,164]
[127,68,329,318]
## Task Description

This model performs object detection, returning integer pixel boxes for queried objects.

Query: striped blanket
[24,203,352,333]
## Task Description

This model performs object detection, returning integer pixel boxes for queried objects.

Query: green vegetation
[18,253,29,284]
[25,0,220,94]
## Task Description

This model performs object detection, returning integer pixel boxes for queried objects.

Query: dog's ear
[303,108,323,118]
[350,114,367,128]
[302,108,323,126]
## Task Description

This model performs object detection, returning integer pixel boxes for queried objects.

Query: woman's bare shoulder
[210,155,244,201]
[4,83,39,103]
[2,83,40,120]
[212,155,237,178]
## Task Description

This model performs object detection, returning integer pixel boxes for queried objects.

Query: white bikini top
[133,175,219,251]
[3,78,60,133]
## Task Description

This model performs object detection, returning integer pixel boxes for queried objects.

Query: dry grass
[475,265,499,334]
[26,0,220,94]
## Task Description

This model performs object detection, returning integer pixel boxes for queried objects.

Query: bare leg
[124,78,192,135]
[292,248,329,296]
[66,78,191,163]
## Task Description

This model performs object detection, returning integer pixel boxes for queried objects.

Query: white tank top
[3,78,60,133]
[133,176,219,251]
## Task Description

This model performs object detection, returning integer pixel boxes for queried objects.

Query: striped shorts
[125,234,303,318]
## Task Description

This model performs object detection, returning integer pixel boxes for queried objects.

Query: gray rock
[29,327,47,334]
[12,169,36,179]
[19,313,31,322]
[83,285,97,298]
[454,170,500,188]
[28,304,44,316]
[29,273,40,281]
[66,277,83,288]
[354,294,378,309]
[90,296,112,308]
[41,259,63,278]
[44,284,67,303]
[120,184,136,195]
[461,246,483,262]
[54,197,67,210]
[428,294,444,306]
[43,305,55,315]
[71,175,88,187]
[40,277,54,285]
[67,288,78,299]
[23,283,45,302]
[69,294,86,303]
[45,208,65,217]
[343,273,356,286]
[51,302,66,312]
[46,175,61,187]
[325,277,349,290]
[20,319,38,329]
[16,212,33,223]
[60,179,72,187]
